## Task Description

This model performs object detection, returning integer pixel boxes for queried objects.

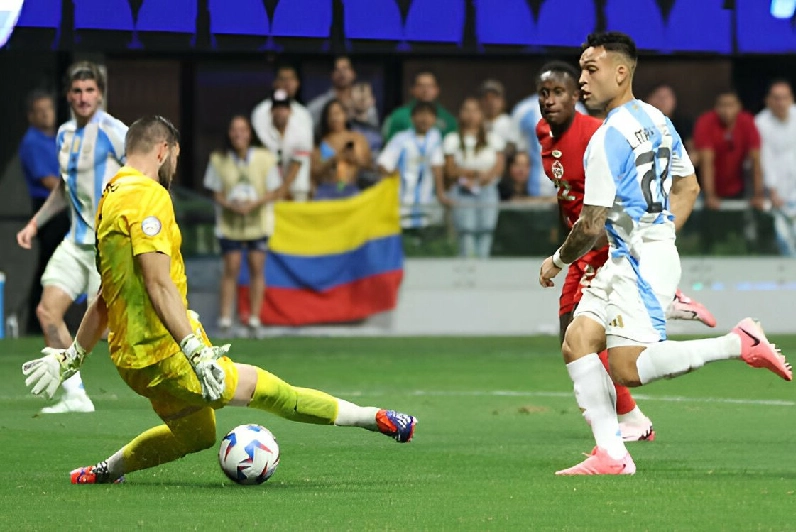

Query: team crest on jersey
[552,160,564,179]
[552,150,562,159]
[141,216,162,236]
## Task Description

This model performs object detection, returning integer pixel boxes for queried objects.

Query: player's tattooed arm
[558,204,609,264]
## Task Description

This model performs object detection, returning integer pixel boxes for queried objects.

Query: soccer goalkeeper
[22,115,416,484]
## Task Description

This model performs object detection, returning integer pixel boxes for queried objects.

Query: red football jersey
[536,113,603,227]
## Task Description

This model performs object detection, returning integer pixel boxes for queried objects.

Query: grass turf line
[1,336,794,531]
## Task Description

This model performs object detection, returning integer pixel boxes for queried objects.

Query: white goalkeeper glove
[180,334,229,402]
[22,342,88,399]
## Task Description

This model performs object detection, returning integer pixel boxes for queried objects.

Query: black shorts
[218,237,268,254]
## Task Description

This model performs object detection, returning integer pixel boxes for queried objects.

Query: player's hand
[750,194,768,211]
[705,195,721,210]
[180,334,227,402]
[17,220,38,250]
[539,256,561,288]
[22,343,88,399]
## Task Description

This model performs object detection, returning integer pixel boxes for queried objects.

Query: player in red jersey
[535,61,716,441]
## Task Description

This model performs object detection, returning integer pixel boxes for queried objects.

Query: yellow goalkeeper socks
[248,367,338,425]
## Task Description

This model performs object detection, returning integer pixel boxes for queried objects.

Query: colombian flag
[238,177,404,326]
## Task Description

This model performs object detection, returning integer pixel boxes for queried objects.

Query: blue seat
[604,0,665,51]
[737,0,796,52]
[209,0,269,36]
[74,0,134,31]
[16,0,61,28]
[475,0,535,45]
[404,0,465,43]
[343,0,403,40]
[136,0,196,33]
[536,0,596,47]
[667,0,731,53]
[271,0,332,38]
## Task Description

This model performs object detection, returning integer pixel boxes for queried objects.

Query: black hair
[125,115,180,155]
[318,99,349,143]
[25,89,54,113]
[716,88,740,101]
[767,78,793,96]
[581,32,638,65]
[63,61,106,94]
[220,114,261,153]
[536,61,580,89]
[411,101,437,117]
[275,63,299,78]
[458,97,487,154]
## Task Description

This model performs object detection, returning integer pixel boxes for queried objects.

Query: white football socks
[566,354,628,460]
[334,399,379,430]
[636,334,742,385]
[62,372,85,396]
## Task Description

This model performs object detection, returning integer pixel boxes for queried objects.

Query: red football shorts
[558,247,609,317]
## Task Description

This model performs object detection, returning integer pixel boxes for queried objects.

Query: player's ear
[615,64,629,86]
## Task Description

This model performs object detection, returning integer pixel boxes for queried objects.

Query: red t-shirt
[536,113,603,227]
[693,110,761,198]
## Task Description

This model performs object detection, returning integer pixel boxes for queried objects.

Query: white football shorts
[41,239,100,302]
[574,239,681,348]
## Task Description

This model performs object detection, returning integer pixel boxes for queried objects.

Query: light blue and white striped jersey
[583,100,695,258]
[377,128,444,229]
[57,110,127,245]
[512,95,587,197]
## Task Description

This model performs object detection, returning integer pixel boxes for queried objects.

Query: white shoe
[619,417,656,442]
[40,393,95,414]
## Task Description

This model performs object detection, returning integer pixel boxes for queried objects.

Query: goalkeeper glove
[22,342,88,399]
[180,334,229,402]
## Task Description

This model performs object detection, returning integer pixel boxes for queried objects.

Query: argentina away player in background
[538,32,791,475]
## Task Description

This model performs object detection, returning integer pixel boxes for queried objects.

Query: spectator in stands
[252,90,314,201]
[18,90,69,335]
[498,151,532,202]
[444,97,506,258]
[378,101,448,229]
[756,79,796,256]
[694,89,764,210]
[383,70,458,142]
[646,83,698,167]
[479,79,517,151]
[204,115,280,336]
[311,99,372,200]
[307,56,378,129]
[252,64,313,138]
[349,81,383,157]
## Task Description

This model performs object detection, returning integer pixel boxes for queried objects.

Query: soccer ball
[218,424,280,485]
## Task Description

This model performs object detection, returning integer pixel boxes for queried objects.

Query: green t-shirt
[382,100,458,142]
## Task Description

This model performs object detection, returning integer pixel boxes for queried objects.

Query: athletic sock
[334,399,379,430]
[598,350,637,415]
[248,367,338,425]
[636,334,742,385]
[566,353,627,460]
[618,405,647,425]
[62,372,85,395]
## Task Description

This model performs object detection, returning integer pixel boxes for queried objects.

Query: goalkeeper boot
[70,464,124,484]
[376,409,416,443]
[667,289,716,327]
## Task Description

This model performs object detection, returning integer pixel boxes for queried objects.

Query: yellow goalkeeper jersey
[95,166,190,369]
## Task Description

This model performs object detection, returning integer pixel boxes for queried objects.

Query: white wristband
[552,249,569,269]
[180,333,203,359]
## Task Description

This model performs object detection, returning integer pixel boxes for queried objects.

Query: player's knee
[182,427,217,453]
[608,352,643,388]
[35,301,57,325]
[562,320,602,363]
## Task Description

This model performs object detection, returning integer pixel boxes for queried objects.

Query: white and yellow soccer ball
[218,424,280,485]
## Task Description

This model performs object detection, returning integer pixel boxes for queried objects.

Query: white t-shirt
[251,101,314,195]
[756,105,796,205]
[485,114,518,146]
[443,131,505,174]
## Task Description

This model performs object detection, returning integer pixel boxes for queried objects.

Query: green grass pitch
[1,335,794,531]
